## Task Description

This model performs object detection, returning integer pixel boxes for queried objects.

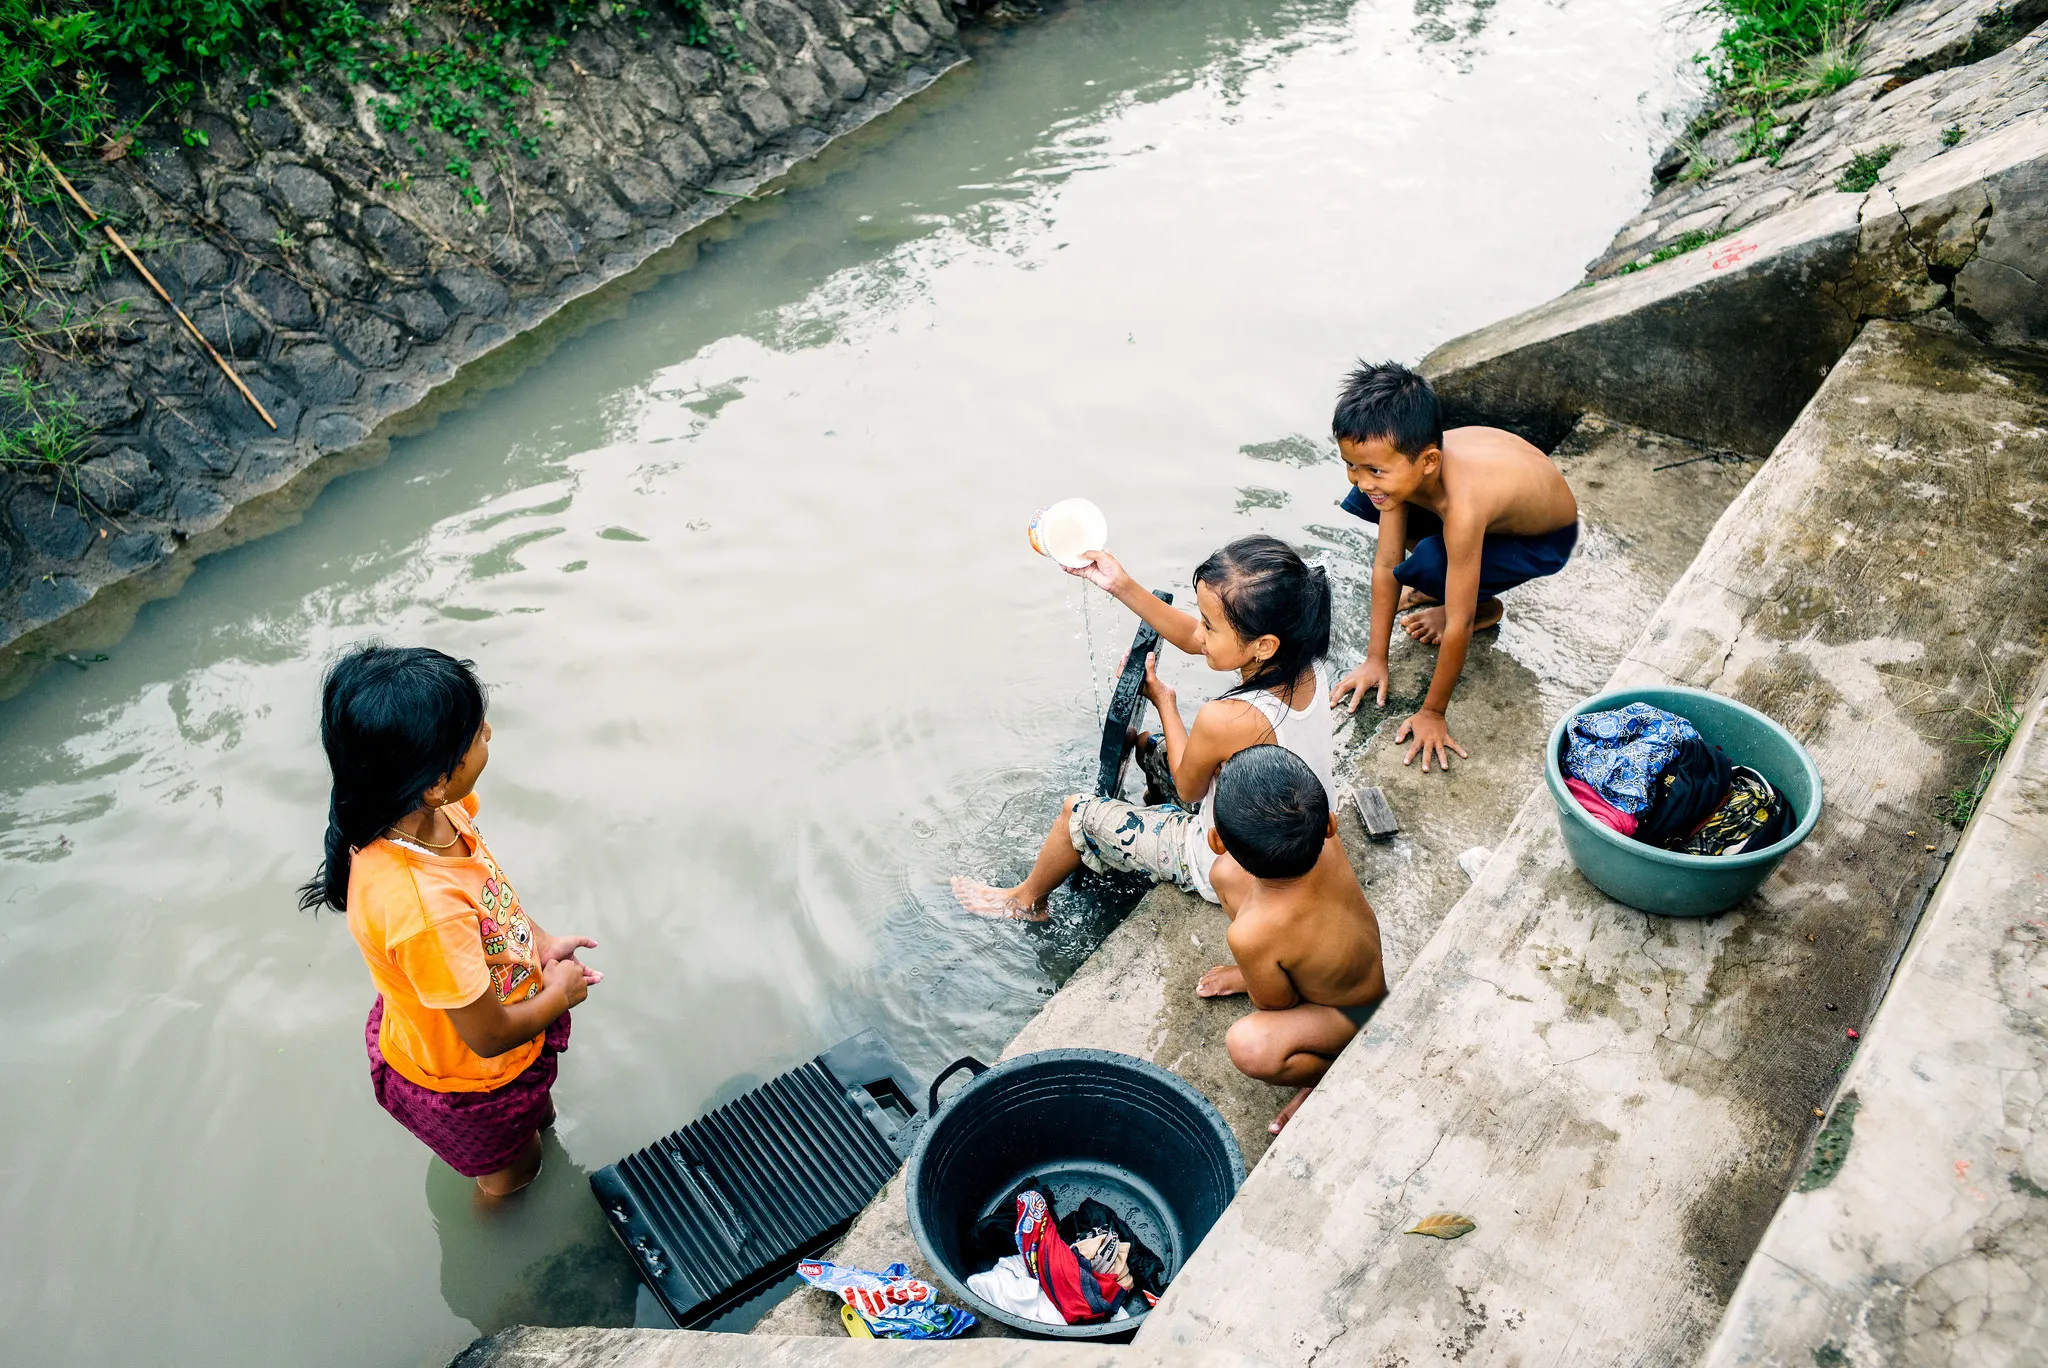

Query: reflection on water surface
[0,1,1701,1363]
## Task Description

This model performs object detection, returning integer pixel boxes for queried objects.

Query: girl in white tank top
[954,535,1335,919]
[1182,665,1335,901]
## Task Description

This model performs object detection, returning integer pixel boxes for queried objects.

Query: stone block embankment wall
[0,0,965,651]
[1588,0,2045,288]
[1425,0,2048,456]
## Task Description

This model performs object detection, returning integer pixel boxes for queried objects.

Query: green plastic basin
[1544,685,1823,917]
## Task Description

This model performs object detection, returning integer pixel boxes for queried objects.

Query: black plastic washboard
[590,1030,924,1327]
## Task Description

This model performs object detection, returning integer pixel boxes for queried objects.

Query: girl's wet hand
[1064,549,1128,594]
[1141,652,1175,708]
[545,957,592,1007]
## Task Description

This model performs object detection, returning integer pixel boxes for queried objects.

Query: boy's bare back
[1423,426,1579,536]
[1227,838,1385,1010]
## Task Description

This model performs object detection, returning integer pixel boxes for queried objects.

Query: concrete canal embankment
[1144,318,2048,1367]
[0,0,969,672]
[452,1,2048,1363]
[1429,0,2048,457]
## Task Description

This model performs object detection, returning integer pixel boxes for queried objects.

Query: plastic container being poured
[1028,499,1108,569]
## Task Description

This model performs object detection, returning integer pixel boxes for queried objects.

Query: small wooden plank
[1353,784,1400,841]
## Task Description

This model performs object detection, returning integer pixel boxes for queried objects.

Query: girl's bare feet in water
[1400,596,1504,645]
[1269,1086,1315,1134]
[951,876,1049,922]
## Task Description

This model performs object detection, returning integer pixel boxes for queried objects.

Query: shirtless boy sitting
[1326,362,1580,772]
[1195,745,1386,1134]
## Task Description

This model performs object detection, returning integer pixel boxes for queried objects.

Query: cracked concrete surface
[1135,320,2048,1367]
[1702,676,2048,1366]
[1586,1,2048,286]
[1421,98,2048,456]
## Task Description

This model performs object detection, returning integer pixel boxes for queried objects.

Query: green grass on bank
[0,361,86,483]
[1936,672,2027,827]
[3,0,725,172]
[1,0,725,487]
[1690,0,1895,170]
[1700,0,1876,109]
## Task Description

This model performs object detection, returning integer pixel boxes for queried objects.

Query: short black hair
[1332,361,1441,458]
[1212,745,1328,880]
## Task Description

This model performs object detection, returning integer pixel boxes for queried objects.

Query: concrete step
[1137,319,2048,1366]
[1418,103,2048,456]
[456,1327,1273,1366]
[746,413,1764,1341]
[1702,673,2048,1365]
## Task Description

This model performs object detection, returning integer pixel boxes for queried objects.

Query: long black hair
[1194,535,1332,699]
[298,644,488,913]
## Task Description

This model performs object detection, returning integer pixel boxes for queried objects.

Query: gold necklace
[387,821,462,850]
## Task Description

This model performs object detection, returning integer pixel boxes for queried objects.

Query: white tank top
[1183,667,1336,902]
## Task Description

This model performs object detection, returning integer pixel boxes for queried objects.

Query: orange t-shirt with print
[347,793,547,1092]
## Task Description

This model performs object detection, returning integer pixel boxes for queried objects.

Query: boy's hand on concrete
[1396,708,1468,773]
[1196,964,1248,998]
[1065,549,1130,596]
[1331,659,1390,713]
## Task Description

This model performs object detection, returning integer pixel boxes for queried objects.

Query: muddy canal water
[2,2,1703,1362]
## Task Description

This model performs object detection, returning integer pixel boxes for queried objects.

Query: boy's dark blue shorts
[1341,489,1578,602]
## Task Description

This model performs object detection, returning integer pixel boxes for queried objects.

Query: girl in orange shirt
[301,645,601,1197]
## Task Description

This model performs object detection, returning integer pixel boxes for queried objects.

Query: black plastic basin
[905,1048,1244,1338]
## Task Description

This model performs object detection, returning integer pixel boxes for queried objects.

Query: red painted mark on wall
[1708,240,1759,271]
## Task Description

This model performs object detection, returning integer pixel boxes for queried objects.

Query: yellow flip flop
[841,1304,874,1338]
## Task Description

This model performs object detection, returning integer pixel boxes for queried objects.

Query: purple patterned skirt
[365,996,571,1178]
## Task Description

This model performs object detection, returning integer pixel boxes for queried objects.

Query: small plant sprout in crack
[0,363,90,504]
[1837,143,1899,193]
[1615,228,1725,276]
[1941,124,1965,148]
[1932,661,2027,829]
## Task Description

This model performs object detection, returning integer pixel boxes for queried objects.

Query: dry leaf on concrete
[1406,1212,1476,1240]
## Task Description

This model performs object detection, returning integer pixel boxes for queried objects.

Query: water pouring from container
[1031,500,1112,722]
[1027,499,1109,569]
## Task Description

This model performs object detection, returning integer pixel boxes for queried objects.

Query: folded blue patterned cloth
[1562,703,1700,816]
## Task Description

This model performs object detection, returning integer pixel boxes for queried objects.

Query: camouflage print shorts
[1068,795,1201,894]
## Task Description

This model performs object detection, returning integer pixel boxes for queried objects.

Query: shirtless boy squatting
[1325,362,1580,771]
[1194,744,1386,1133]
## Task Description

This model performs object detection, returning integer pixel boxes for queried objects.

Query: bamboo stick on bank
[36,149,276,431]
